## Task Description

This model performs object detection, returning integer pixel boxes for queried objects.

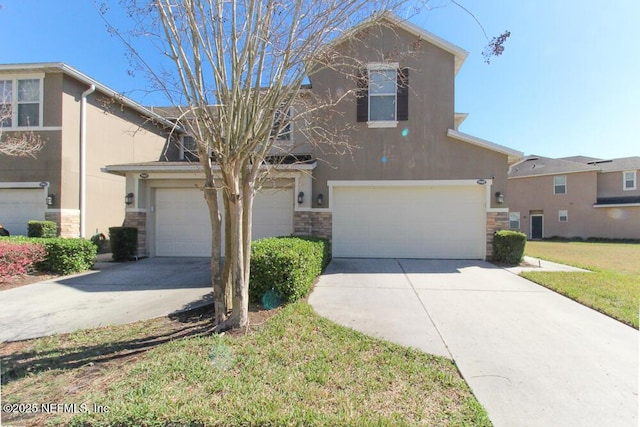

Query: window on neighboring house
[509,212,520,230]
[0,77,42,128]
[357,64,408,128]
[553,175,566,194]
[623,171,637,191]
[559,210,568,222]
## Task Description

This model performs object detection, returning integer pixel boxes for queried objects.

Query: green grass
[2,303,490,427]
[522,241,640,328]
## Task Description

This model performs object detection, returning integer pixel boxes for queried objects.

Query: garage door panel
[0,188,46,236]
[155,187,293,257]
[333,185,485,259]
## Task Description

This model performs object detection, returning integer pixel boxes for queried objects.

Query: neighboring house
[104,14,523,260]
[508,155,640,239]
[0,63,176,238]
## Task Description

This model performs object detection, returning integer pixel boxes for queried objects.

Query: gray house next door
[531,214,543,239]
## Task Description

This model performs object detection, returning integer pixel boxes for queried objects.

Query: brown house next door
[531,215,543,240]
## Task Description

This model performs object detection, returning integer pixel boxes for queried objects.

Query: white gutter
[80,84,96,238]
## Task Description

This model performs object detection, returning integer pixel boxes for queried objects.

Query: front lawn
[1,303,490,427]
[522,241,640,328]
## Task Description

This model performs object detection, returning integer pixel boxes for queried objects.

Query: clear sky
[1,0,638,159]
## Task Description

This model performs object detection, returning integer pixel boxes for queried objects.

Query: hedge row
[493,230,527,264]
[0,237,96,276]
[27,220,58,238]
[249,236,330,306]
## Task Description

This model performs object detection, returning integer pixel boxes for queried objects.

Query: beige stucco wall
[0,71,63,208]
[60,75,169,237]
[597,170,640,198]
[508,171,640,239]
[305,24,509,208]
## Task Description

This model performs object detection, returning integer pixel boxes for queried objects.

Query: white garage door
[155,187,293,257]
[0,188,46,236]
[332,184,486,259]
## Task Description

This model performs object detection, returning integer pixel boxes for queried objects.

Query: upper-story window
[553,175,566,194]
[623,171,636,191]
[272,107,292,144]
[357,63,408,128]
[0,76,43,128]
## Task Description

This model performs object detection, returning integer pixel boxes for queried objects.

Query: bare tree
[108,0,509,331]
[0,86,44,157]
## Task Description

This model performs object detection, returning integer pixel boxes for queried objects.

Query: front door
[531,215,543,239]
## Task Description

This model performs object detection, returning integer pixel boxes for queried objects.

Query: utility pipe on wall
[80,84,95,238]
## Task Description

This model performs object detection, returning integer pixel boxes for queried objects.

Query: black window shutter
[397,68,409,121]
[356,69,368,122]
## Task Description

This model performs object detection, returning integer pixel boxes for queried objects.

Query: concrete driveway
[309,258,638,427]
[0,258,213,342]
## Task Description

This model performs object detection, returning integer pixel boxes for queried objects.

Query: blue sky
[1,0,638,159]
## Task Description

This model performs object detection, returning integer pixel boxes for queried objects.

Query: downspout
[80,84,95,238]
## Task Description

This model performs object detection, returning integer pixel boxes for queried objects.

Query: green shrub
[109,227,138,262]
[493,230,527,264]
[27,220,58,238]
[250,236,329,305]
[36,238,97,274]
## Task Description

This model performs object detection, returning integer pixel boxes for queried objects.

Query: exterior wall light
[125,192,134,205]
[317,193,324,206]
[46,194,55,206]
[495,192,504,204]
[139,173,149,179]
[297,191,304,204]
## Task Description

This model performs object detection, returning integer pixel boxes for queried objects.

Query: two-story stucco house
[104,14,523,260]
[508,155,640,239]
[0,63,176,237]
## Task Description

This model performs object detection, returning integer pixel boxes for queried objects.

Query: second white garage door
[332,184,486,259]
[155,187,294,257]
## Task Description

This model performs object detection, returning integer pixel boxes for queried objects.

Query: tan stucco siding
[43,72,63,127]
[61,75,170,237]
[597,170,640,198]
[306,24,507,208]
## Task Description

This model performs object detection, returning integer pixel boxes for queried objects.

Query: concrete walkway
[309,258,638,427]
[0,258,213,342]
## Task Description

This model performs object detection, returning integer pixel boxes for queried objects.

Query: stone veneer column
[486,211,509,260]
[124,210,147,257]
[45,209,80,237]
[293,211,332,240]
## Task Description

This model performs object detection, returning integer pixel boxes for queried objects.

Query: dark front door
[531,215,543,239]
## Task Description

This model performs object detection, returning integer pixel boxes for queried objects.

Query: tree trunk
[223,176,249,329]
[203,184,226,325]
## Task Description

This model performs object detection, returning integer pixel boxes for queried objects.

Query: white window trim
[367,62,399,128]
[0,73,45,130]
[623,170,637,191]
[558,209,568,222]
[553,175,567,194]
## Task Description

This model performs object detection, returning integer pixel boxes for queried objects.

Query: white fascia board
[329,179,490,188]
[593,203,640,208]
[447,129,523,161]
[103,162,316,177]
[325,13,468,75]
[508,169,598,180]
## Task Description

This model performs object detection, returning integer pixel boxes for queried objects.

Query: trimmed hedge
[109,227,137,262]
[27,220,58,238]
[493,230,527,264]
[249,236,330,305]
[36,238,97,274]
[0,240,47,280]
